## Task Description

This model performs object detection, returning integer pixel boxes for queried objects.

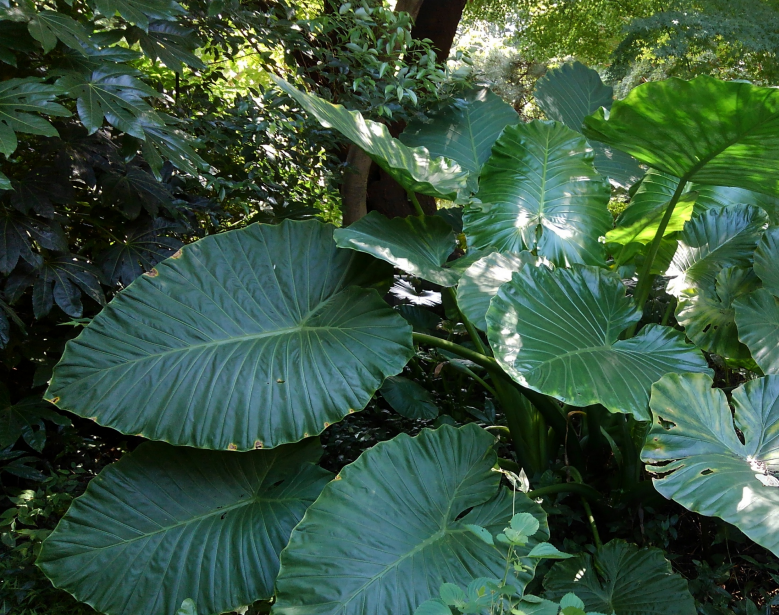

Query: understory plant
[33,62,779,615]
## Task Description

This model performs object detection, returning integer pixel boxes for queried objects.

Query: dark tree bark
[410,0,468,62]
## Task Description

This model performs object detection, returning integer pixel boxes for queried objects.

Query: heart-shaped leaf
[456,251,541,331]
[272,76,470,203]
[583,76,779,193]
[463,121,611,267]
[46,220,412,450]
[486,265,711,420]
[380,375,439,420]
[694,184,779,223]
[753,225,779,295]
[333,211,458,286]
[642,373,779,557]
[400,87,518,190]
[543,540,696,615]
[38,439,332,615]
[734,288,779,374]
[273,424,548,615]
[534,61,644,188]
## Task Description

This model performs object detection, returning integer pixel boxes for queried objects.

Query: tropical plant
[33,61,779,615]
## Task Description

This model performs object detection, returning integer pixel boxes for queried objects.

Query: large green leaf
[583,76,779,193]
[534,61,643,188]
[693,184,779,223]
[456,251,541,331]
[676,267,759,360]
[543,540,696,615]
[0,77,69,157]
[665,204,768,296]
[273,424,548,615]
[606,169,697,247]
[463,121,612,267]
[38,439,332,615]
[734,288,779,374]
[91,0,186,30]
[333,211,458,286]
[46,220,412,451]
[753,225,779,295]
[380,375,439,420]
[272,76,470,203]
[400,87,518,190]
[486,265,711,420]
[642,373,779,557]
[128,21,205,73]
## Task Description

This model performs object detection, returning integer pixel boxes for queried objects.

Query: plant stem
[407,190,425,216]
[412,332,498,370]
[526,482,602,502]
[486,426,512,440]
[626,178,688,337]
[581,496,603,551]
[660,299,675,326]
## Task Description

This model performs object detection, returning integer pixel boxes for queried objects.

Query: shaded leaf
[0,206,66,274]
[9,167,72,217]
[98,165,172,219]
[30,254,105,319]
[27,10,93,55]
[734,288,779,374]
[91,0,186,31]
[39,439,332,615]
[380,375,439,420]
[137,113,206,177]
[753,225,779,295]
[128,21,204,73]
[0,77,69,157]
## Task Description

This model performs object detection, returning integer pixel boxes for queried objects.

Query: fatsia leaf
[98,165,172,219]
[57,67,158,136]
[272,76,471,203]
[0,77,69,157]
[456,251,542,331]
[0,206,67,273]
[399,87,518,190]
[273,424,549,615]
[666,204,768,297]
[753,225,779,295]
[543,539,696,615]
[38,438,332,615]
[0,395,62,450]
[136,113,206,177]
[606,169,697,247]
[380,375,439,420]
[583,76,779,194]
[333,211,458,286]
[98,217,182,286]
[676,267,759,360]
[486,265,711,420]
[30,254,105,319]
[9,167,72,217]
[90,0,185,30]
[46,220,413,451]
[534,61,643,188]
[642,373,779,557]
[463,121,612,267]
[127,21,205,73]
[734,288,779,374]
[26,10,93,55]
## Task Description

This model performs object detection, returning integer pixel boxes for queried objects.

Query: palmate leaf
[486,265,711,420]
[29,254,105,319]
[676,267,759,360]
[0,206,67,274]
[399,87,518,191]
[274,424,549,615]
[57,66,158,137]
[98,165,172,219]
[583,76,779,194]
[38,439,332,615]
[333,212,459,286]
[463,121,612,267]
[0,77,69,157]
[9,167,72,217]
[456,251,541,331]
[91,0,186,31]
[272,76,471,203]
[543,540,696,615]
[534,61,644,188]
[46,220,412,451]
[127,21,205,73]
[136,113,206,177]
[380,375,439,420]
[665,204,768,296]
[642,373,779,557]
[26,10,93,55]
[0,393,64,451]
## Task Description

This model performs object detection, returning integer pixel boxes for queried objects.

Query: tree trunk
[394,0,424,19]
[340,146,373,226]
[411,0,467,63]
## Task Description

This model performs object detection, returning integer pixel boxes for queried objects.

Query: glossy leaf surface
[753,225,779,295]
[47,220,413,450]
[544,540,696,614]
[486,265,711,420]
[38,439,332,615]
[273,424,548,615]
[734,288,779,374]
[273,76,470,202]
[463,121,611,266]
[380,375,439,420]
[643,374,779,557]
[333,212,458,286]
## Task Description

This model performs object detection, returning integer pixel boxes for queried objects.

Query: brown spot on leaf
[48,397,60,404]
[335,474,342,481]
[145,268,159,277]
[171,249,183,259]
[228,443,238,451]
[324,422,330,428]
[254,440,263,449]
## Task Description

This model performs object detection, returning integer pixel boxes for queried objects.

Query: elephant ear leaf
[333,211,459,286]
[46,220,413,450]
[380,375,439,420]
[486,265,711,420]
[272,76,470,203]
[463,121,612,267]
[583,76,779,193]
[38,439,332,615]
[273,424,549,615]
[642,373,779,557]
[400,87,518,191]
[543,539,696,615]
[534,61,643,188]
